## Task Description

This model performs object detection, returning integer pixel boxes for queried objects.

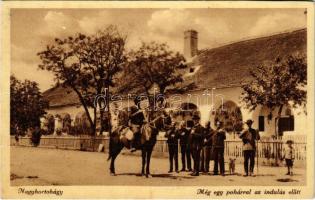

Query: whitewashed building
[42,28,307,140]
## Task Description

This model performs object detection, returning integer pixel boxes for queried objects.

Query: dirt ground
[10,146,306,186]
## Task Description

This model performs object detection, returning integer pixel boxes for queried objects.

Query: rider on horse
[129,105,146,152]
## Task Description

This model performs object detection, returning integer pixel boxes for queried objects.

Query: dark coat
[203,127,214,146]
[178,128,190,146]
[129,110,145,126]
[190,124,205,147]
[212,128,226,148]
[165,126,179,144]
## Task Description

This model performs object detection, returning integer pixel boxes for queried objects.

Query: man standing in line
[178,121,192,172]
[239,119,260,177]
[200,142,206,172]
[190,114,205,176]
[202,121,213,173]
[212,121,226,176]
[165,122,179,173]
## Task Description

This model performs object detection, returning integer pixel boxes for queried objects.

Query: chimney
[184,29,198,59]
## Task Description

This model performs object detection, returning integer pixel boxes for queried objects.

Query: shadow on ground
[276,178,299,182]
[116,172,195,179]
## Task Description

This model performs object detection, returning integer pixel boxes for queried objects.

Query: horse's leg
[110,151,120,176]
[110,145,123,176]
[146,148,153,178]
[110,153,117,176]
[141,148,146,176]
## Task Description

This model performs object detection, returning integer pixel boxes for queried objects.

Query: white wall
[170,87,307,137]
[45,86,307,138]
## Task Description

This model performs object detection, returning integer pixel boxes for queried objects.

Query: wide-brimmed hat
[245,119,254,125]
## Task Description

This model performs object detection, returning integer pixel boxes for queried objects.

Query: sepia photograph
[1,1,314,199]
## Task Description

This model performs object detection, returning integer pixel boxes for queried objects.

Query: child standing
[282,140,295,175]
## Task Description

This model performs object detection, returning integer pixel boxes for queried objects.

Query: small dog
[229,158,236,175]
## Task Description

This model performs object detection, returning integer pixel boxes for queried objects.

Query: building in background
[42,28,307,141]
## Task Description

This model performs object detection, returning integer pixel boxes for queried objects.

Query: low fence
[224,140,306,166]
[11,135,306,166]
[12,135,110,152]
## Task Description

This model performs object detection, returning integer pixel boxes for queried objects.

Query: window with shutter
[278,116,294,132]
[259,116,265,132]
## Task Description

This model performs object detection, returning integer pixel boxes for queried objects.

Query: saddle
[116,114,162,145]
[118,126,134,141]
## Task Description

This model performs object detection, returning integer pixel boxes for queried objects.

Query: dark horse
[107,111,171,178]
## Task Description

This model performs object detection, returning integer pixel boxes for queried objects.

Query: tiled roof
[185,28,306,89]
[43,28,307,107]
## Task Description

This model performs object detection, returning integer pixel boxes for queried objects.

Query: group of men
[125,102,260,177]
[164,114,260,177]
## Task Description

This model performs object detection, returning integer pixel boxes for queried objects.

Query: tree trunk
[275,104,284,139]
[70,86,95,135]
[93,107,97,135]
[99,107,105,136]
[150,93,157,121]
[274,104,284,166]
[92,106,97,151]
[105,85,112,136]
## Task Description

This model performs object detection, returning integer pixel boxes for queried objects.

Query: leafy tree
[38,25,127,136]
[10,75,48,135]
[119,42,186,119]
[241,55,307,137]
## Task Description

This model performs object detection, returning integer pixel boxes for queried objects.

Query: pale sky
[11,8,306,91]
